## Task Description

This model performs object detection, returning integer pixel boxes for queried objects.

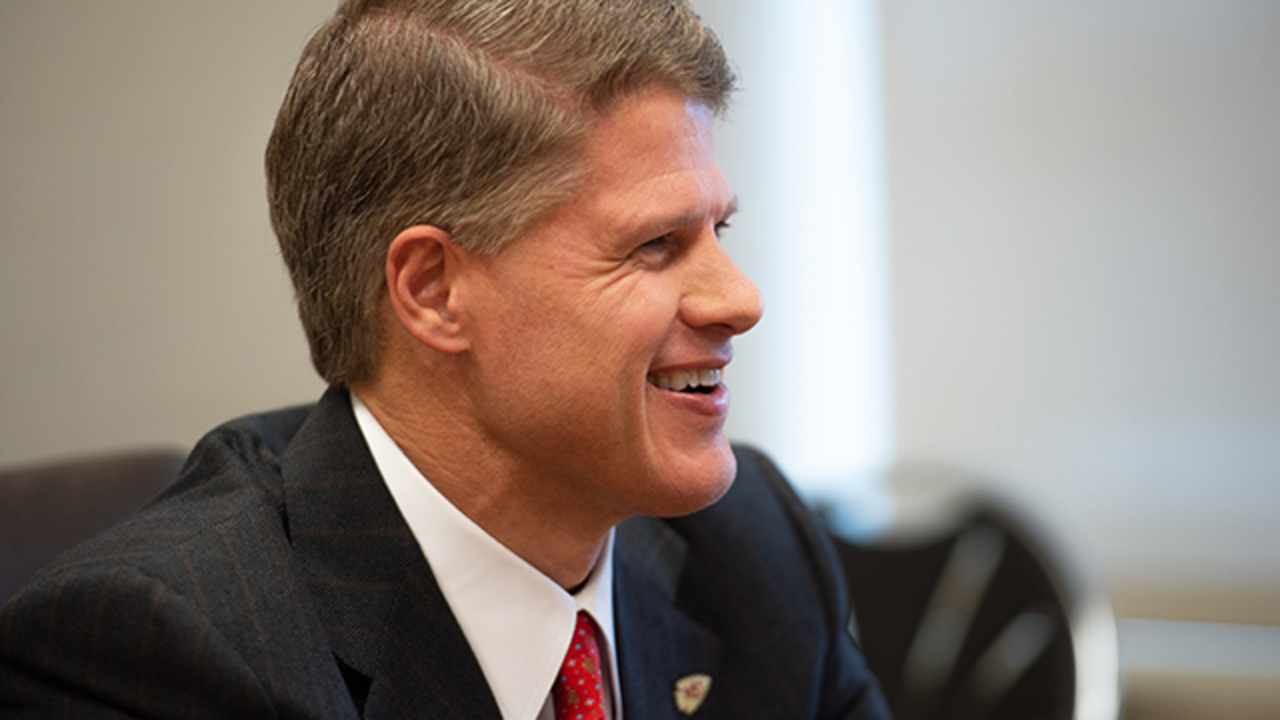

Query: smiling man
[367,85,759,590]
[0,1,889,718]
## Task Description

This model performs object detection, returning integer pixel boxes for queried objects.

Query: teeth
[647,368,722,391]
[675,369,692,388]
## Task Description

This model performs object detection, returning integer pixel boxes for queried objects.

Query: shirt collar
[351,391,619,720]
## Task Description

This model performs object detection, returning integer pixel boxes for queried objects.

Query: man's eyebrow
[631,196,740,239]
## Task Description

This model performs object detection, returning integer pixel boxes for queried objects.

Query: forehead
[587,87,717,179]
[565,87,731,237]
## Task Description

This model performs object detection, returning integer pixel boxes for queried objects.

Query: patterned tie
[553,611,608,720]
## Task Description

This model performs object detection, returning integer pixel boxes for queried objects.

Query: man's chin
[642,445,737,518]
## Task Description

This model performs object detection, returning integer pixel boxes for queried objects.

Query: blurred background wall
[879,0,1280,626]
[3,0,1278,714]
[1,1,328,462]
[693,0,1280,714]
[866,2,1280,714]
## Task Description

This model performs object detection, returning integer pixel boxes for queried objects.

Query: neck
[352,379,617,590]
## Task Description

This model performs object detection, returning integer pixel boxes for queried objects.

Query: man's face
[457,86,762,521]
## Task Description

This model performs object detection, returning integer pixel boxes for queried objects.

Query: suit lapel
[279,388,726,719]
[615,516,723,720]
[281,387,501,720]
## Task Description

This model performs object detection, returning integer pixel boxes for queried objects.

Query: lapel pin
[674,673,712,716]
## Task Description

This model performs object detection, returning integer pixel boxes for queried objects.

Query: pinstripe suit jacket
[0,388,889,719]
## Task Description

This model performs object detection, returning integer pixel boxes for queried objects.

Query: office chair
[0,448,186,604]
[819,492,1120,720]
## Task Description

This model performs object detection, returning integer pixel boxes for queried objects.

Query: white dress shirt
[351,392,623,720]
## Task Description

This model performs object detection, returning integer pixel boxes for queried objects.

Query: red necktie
[553,611,608,720]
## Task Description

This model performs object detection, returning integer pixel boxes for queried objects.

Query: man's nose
[680,234,764,335]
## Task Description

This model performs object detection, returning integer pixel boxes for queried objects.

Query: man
[0,1,890,718]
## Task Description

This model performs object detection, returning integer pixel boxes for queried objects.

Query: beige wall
[1,1,333,465]
[883,0,1280,620]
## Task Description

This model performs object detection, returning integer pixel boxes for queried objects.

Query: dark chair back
[823,499,1119,720]
[0,448,186,604]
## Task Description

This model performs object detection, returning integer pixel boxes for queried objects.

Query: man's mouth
[646,368,722,394]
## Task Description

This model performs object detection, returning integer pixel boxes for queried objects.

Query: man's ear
[385,225,470,354]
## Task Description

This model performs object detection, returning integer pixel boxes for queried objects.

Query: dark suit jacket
[0,388,889,719]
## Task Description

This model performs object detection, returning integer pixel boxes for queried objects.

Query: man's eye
[636,234,672,257]
[714,220,731,238]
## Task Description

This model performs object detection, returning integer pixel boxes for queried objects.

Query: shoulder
[20,401,315,587]
[653,444,892,719]
[666,444,846,628]
[0,402,331,717]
